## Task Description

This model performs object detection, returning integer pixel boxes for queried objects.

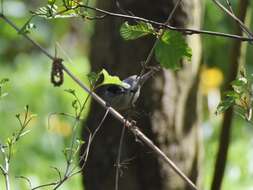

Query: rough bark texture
[81,0,202,190]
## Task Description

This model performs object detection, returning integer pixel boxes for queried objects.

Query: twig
[0,146,10,190]
[143,0,182,69]
[74,4,253,42]
[115,122,126,190]
[134,0,182,107]
[225,0,234,14]
[212,0,253,39]
[16,176,32,189]
[0,13,198,190]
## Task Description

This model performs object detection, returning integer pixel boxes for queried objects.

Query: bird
[95,68,158,111]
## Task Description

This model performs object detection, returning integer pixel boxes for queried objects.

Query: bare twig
[16,176,32,189]
[0,146,10,190]
[51,167,62,182]
[115,123,126,190]
[141,0,182,72]
[225,0,234,14]
[0,12,198,190]
[73,4,253,42]
[212,0,253,39]
[32,182,58,190]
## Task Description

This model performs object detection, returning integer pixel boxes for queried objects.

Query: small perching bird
[95,68,159,111]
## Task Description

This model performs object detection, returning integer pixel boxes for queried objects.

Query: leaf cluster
[216,74,253,122]
[120,22,192,70]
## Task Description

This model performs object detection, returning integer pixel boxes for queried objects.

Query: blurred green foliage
[203,1,253,190]
[0,0,253,190]
[0,0,93,189]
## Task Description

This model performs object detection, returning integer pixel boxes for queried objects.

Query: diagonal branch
[212,0,253,39]
[0,13,198,190]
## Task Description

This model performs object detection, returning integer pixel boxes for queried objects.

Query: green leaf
[63,0,78,8]
[19,130,31,138]
[19,22,36,34]
[72,100,78,109]
[216,97,235,114]
[48,0,56,5]
[87,72,99,87]
[231,78,248,94]
[120,21,155,40]
[224,91,240,99]
[99,69,124,86]
[155,31,192,70]
[64,89,76,96]
[31,4,58,18]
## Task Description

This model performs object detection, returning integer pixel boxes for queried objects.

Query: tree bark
[81,0,202,190]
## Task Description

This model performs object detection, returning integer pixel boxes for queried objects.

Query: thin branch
[225,0,234,14]
[115,124,126,190]
[31,182,58,190]
[0,165,5,173]
[75,4,253,41]
[143,0,182,67]
[0,13,198,190]
[16,176,32,189]
[1,149,10,190]
[50,167,62,182]
[135,0,182,106]
[0,14,54,59]
[212,0,253,39]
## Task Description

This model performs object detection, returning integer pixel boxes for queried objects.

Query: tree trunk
[81,0,202,190]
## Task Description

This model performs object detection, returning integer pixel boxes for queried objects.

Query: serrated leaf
[120,21,155,40]
[155,31,192,70]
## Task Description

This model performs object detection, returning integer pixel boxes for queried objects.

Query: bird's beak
[139,67,160,86]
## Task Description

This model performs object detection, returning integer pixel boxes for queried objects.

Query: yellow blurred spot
[48,116,72,137]
[200,67,223,95]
